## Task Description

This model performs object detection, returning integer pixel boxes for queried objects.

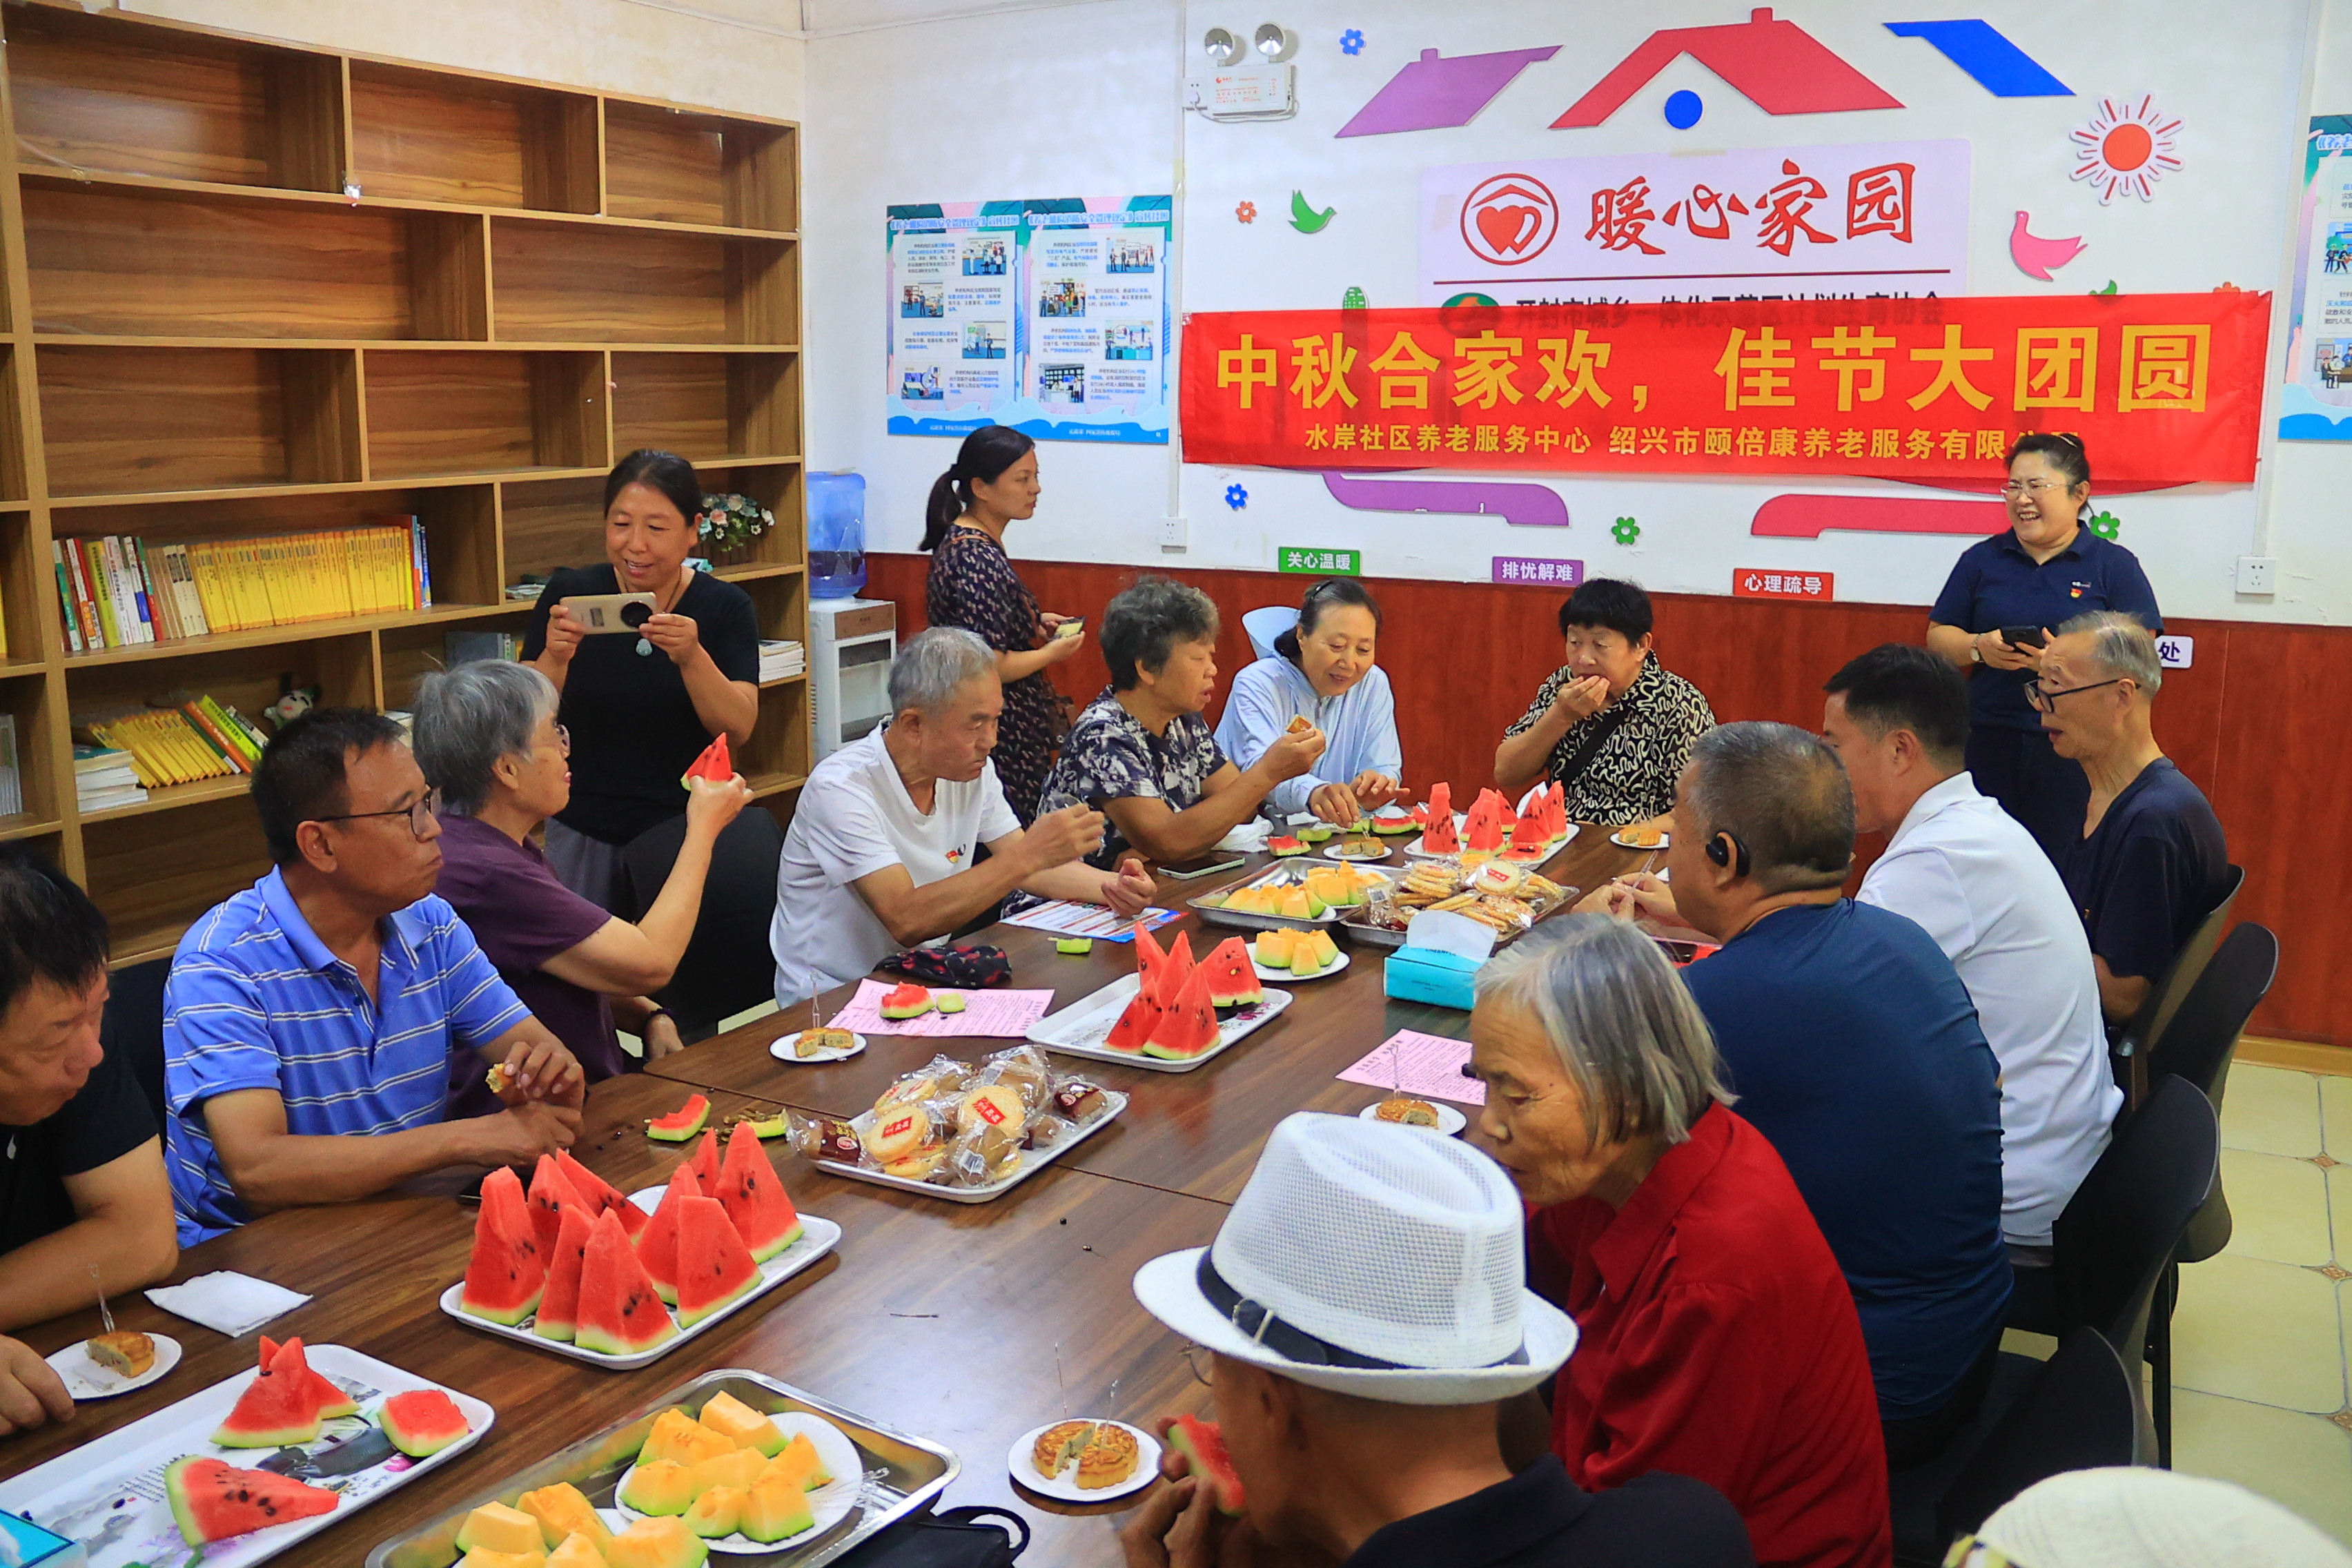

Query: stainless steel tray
[364,1370,958,1568]
[1189,861,1394,933]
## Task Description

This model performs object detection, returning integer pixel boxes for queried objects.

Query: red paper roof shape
[1551,8,1901,128]
[1337,45,1562,138]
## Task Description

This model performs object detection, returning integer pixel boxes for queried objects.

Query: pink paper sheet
[825,978,1056,1038]
[1336,1029,1487,1106]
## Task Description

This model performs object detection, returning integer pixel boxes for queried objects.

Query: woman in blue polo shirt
[1927,434,2159,860]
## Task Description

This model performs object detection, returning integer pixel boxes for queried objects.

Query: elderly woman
[1473,918,1891,1568]
[1494,578,1714,828]
[1213,578,1404,827]
[413,660,752,1119]
[1035,576,1325,869]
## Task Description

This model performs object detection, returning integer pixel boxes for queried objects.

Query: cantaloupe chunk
[698,1391,785,1457]
[547,1534,609,1568]
[606,1516,709,1568]
[458,1502,546,1557]
[758,1432,832,1491]
[739,1476,816,1545]
[1309,929,1340,967]
[689,1446,765,1496]
[518,1484,613,1553]
[682,1485,745,1539]
[1253,929,1293,967]
[618,1459,694,1516]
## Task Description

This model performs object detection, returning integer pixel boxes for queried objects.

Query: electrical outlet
[1159,515,1189,551]
[2235,555,2276,595]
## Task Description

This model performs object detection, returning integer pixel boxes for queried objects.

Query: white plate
[440,1212,842,1369]
[614,1411,864,1553]
[1320,840,1393,862]
[1029,974,1293,1073]
[0,1346,491,1568]
[768,1029,869,1064]
[1357,1099,1469,1136]
[1252,950,1349,983]
[47,1332,182,1400]
[1610,830,1669,850]
[1008,1419,1162,1504]
[812,1091,1128,1202]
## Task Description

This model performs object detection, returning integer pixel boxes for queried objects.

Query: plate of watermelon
[438,1129,841,1369]
[0,1342,491,1568]
[1030,924,1293,1073]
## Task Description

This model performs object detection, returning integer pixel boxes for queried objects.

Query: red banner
[1179,294,2268,487]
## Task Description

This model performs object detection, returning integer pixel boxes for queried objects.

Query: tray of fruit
[0,1340,491,1568]
[1030,925,1293,1072]
[1337,856,1574,950]
[364,1370,959,1568]
[440,1130,841,1370]
[1190,861,1391,931]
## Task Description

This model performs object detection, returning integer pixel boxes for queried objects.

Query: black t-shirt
[1,1038,158,1258]
[2062,758,2231,984]
[522,565,761,845]
[1346,1458,1753,1568]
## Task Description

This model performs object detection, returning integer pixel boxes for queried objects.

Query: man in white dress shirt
[1822,643,2120,1258]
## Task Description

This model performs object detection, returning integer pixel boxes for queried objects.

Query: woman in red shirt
[1470,918,1892,1568]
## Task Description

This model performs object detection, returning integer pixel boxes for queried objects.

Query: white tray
[1028,973,1293,1073]
[438,1212,842,1369]
[812,1091,1128,1203]
[0,1345,492,1568]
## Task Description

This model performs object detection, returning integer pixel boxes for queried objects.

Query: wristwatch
[1968,634,1983,665]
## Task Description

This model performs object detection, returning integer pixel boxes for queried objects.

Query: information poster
[2279,115,2352,441]
[887,196,1172,444]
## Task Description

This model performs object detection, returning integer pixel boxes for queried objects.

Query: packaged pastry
[977,1043,1054,1113]
[1053,1078,1108,1124]
[946,1118,1024,1185]
[786,1110,865,1165]
[956,1084,1028,1138]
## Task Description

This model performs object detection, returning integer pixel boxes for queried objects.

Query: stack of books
[759,640,805,682]
[53,519,432,652]
[0,716,20,816]
[74,745,146,813]
[75,696,272,798]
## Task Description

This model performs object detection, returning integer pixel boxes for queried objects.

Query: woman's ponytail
[919,424,1037,551]
[920,468,962,551]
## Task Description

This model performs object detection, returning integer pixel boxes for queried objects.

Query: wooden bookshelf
[0,0,810,965]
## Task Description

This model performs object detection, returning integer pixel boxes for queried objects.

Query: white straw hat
[1970,1469,2352,1568]
[1132,1113,1576,1404]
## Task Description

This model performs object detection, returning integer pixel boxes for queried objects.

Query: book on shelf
[0,714,20,816]
[72,743,146,812]
[55,525,431,651]
[758,640,806,681]
[73,694,272,796]
[447,629,521,665]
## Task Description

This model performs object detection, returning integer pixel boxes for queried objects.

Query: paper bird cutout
[2008,211,2086,281]
[1289,191,1336,233]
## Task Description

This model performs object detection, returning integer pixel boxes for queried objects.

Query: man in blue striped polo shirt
[165,709,586,1245]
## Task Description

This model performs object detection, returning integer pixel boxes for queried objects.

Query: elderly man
[166,709,585,1244]
[771,627,1154,1008]
[1478,919,1889,1568]
[1119,1113,1752,1568]
[2034,613,2229,1024]
[1822,645,2119,1260]
[0,847,178,1440]
[1592,723,2009,1468]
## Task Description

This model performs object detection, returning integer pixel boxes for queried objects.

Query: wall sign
[1493,557,1583,585]
[1280,547,1362,574]
[1733,569,1834,600]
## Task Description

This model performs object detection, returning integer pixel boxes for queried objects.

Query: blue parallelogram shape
[1885,19,2071,97]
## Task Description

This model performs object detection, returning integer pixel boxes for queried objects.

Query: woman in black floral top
[921,426,1085,823]
[1494,578,1716,828]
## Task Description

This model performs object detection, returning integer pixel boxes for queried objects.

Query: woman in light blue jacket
[1214,578,1403,827]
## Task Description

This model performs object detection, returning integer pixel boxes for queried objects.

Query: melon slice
[698,1391,786,1458]
[1308,929,1340,968]
[257,1333,357,1419]
[518,1484,614,1554]
[164,1456,339,1546]
[1167,1415,1246,1515]
[647,1095,710,1144]
[212,1336,327,1447]
[685,1128,723,1191]
[535,1200,597,1342]
[458,1500,545,1556]
[680,732,732,789]
[1102,984,1164,1052]
[527,1153,587,1257]
[689,1445,765,1496]
[460,1164,548,1326]
[1199,937,1262,1009]
[1253,928,1295,968]
[673,1195,761,1328]
[548,1536,610,1568]
[607,1516,710,1568]
[557,1150,648,1239]
[739,1475,816,1546]
[634,1163,703,1306]
[576,1207,679,1358]
[683,1485,746,1540]
[620,1458,695,1516]
[1143,963,1221,1060]
[714,1120,803,1262]
[879,982,933,1019]
[761,1432,831,1490]
[641,1407,735,1468]
[378,1387,469,1458]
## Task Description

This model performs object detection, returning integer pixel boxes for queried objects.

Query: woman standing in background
[922,424,1086,823]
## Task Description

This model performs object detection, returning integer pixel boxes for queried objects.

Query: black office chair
[100,956,172,1129]
[620,807,786,1041]
[2113,863,2243,1105]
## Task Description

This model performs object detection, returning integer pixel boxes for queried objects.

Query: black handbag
[830,1505,1030,1567]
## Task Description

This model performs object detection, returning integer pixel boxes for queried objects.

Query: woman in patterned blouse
[1495,578,1716,830]
[921,425,1086,823]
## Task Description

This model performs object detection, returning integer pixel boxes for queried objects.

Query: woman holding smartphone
[525,449,761,909]
[1926,433,2161,860]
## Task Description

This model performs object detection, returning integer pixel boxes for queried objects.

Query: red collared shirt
[1529,1105,1892,1568]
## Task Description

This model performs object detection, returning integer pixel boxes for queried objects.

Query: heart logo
[1459,174,1558,266]
[1476,204,1541,255]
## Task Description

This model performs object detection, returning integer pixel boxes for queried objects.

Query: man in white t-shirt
[1821,643,2121,1257]
[771,627,1155,1008]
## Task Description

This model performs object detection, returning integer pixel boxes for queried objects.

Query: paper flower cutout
[1236,199,1257,224]
[1341,28,1364,55]
[2088,509,2121,540]
[1225,483,1250,511]
[1611,516,1641,545]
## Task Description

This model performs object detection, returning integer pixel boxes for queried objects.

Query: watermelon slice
[256,1335,356,1419]
[1463,789,1508,852]
[557,1149,649,1239]
[635,1162,703,1306]
[527,1153,586,1255]
[534,1200,597,1342]
[213,1337,326,1447]
[647,1094,710,1143]
[576,1207,680,1358]
[1102,983,1164,1052]
[1144,963,1222,1060]
[685,1126,723,1190]
[680,732,732,789]
[732,1112,790,1139]
[164,1456,340,1546]
[378,1387,470,1458]
[1134,921,1168,990]
[1510,796,1548,848]
[460,1165,547,1326]
[1166,1415,1245,1515]
[716,1119,803,1262]
[1420,782,1459,854]
[879,982,933,1019]
[673,1195,761,1328]
[1199,937,1263,1010]
[1148,930,1194,1010]
[1267,835,1307,856]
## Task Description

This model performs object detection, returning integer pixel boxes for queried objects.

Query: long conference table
[0,827,1652,1566]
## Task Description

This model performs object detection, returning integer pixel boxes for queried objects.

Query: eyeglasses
[1179,1343,1214,1386]
[542,724,571,758]
[315,790,439,839]
[1998,478,2069,497]
[2023,676,2125,713]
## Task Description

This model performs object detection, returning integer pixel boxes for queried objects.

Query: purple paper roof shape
[1551,8,1901,128]
[1336,45,1562,138]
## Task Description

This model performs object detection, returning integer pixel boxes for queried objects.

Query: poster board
[2278,115,2352,441]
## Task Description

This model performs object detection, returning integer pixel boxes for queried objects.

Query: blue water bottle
[807,471,866,599]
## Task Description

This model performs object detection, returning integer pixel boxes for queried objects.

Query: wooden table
[0,827,1650,1567]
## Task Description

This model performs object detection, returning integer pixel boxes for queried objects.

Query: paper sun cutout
[1236,199,1257,224]
[1225,484,1249,511]
[1611,516,1641,545]
[1341,28,1364,55]
[2008,211,2086,281]
[2070,95,2183,204]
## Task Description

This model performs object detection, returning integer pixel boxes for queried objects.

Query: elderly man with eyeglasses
[164,709,586,1244]
[2032,613,2229,1025]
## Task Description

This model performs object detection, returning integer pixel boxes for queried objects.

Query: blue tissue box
[0,1512,84,1568]
[1383,945,1486,1010]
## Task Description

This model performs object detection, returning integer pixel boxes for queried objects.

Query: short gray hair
[889,627,997,716]
[1685,721,1854,894]
[1475,917,1732,1145]
[411,660,560,816]
[2057,610,2162,695]
[1102,576,1219,691]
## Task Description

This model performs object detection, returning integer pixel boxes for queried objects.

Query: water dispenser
[808,470,867,599]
